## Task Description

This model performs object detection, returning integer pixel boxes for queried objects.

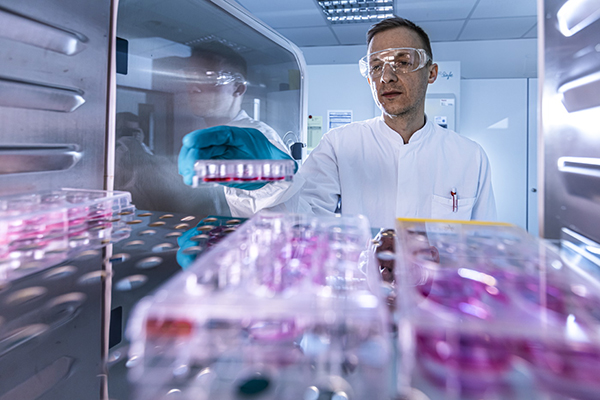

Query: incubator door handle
[0,144,82,175]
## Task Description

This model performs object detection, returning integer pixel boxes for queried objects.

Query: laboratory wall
[305,64,375,150]
[460,78,538,232]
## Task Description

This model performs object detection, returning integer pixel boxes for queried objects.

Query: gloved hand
[176,224,204,269]
[178,125,297,190]
[176,217,246,269]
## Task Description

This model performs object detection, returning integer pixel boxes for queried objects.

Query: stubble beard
[380,89,427,121]
[381,99,418,121]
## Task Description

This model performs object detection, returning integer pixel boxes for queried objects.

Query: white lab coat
[229,110,288,152]
[226,116,497,229]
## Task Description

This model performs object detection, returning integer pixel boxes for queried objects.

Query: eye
[369,63,383,73]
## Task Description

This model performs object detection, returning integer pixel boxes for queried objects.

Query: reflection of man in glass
[183,43,248,127]
[115,112,154,193]
[180,42,287,150]
[116,112,153,155]
[115,42,290,217]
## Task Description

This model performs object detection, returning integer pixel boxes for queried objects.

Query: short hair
[366,17,433,61]
[190,41,247,78]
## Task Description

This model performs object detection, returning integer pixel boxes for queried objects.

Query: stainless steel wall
[0,0,112,195]
[541,0,600,243]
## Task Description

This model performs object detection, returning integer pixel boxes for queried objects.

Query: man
[183,43,247,128]
[117,42,291,216]
[179,18,496,229]
[114,112,155,196]
[178,42,292,188]
[115,112,153,154]
[292,17,496,227]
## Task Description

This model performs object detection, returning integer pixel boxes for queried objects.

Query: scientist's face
[367,27,437,119]
[184,56,245,122]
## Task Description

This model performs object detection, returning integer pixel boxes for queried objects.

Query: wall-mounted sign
[328,110,353,130]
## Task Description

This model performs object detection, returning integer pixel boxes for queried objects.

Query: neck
[204,114,237,127]
[382,108,426,144]
[204,106,241,127]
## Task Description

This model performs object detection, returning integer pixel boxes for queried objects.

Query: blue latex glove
[176,224,203,269]
[178,125,297,190]
[176,217,247,269]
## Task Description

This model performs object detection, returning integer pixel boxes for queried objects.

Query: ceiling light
[317,0,394,24]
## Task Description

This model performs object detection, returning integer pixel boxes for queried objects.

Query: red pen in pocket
[451,188,458,212]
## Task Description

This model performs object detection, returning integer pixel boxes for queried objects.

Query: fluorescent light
[557,156,600,178]
[557,0,600,37]
[558,70,600,112]
[317,0,394,24]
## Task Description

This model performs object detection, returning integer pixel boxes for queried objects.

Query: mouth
[381,89,402,99]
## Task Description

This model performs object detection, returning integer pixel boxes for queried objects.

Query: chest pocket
[431,194,476,221]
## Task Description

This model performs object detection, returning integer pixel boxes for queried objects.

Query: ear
[233,82,247,97]
[428,63,438,84]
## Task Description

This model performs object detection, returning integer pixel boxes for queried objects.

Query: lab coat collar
[377,114,433,145]
[232,109,250,122]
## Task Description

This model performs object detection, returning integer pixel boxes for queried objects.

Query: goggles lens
[181,69,246,86]
[359,48,430,78]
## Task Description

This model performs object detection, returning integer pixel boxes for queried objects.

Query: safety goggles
[359,47,430,78]
[181,68,246,86]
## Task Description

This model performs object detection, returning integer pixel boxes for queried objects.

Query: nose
[187,84,202,94]
[379,62,398,83]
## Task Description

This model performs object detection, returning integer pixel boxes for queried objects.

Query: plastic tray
[126,211,391,400]
[192,159,295,187]
[0,188,134,283]
[393,218,600,400]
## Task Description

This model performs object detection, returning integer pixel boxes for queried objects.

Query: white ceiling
[234,0,538,47]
